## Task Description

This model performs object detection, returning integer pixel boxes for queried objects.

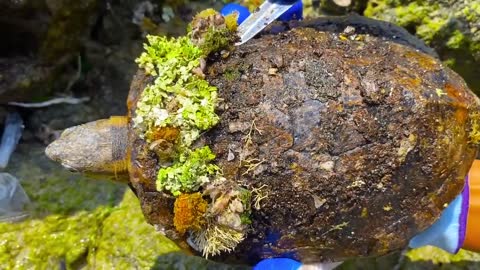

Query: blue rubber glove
[254,258,302,270]
[221,3,251,24]
[221,1,303,24]
[277,0,303,21]
[409,182,469,253]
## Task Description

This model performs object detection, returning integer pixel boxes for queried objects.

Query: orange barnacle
[173,192,208,234]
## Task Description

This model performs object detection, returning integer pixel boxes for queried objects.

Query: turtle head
[45,116,130,182]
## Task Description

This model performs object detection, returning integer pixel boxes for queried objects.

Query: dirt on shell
[127,19,480,263]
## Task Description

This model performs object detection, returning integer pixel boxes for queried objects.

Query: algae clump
[0,208,111,269]
[133,9,253,257]
[88,190,180,269]
[157,146,220,196]
[134,35,218,147]
[133,9,237,196]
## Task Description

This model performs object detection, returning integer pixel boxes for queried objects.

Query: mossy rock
[364,0,480,95]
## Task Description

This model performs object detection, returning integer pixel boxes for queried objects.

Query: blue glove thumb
[254,258,302,270]
[409,191,466,253]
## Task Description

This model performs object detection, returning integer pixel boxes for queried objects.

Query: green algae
[0,208,112,269]
[1,144,180,269]
[0,189,180,269]
[133,34,218,147]
[152,251,250,270]
[157,146,220,196]
[133,10,235,197]
[8,143,125,217]
[223,68,241,81]
[133,10,253,256]
[339,247,480,269]
[407,247,480,264]
[88,190,180,269]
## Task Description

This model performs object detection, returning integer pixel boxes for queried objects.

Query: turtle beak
[45,138,76,173]
[61,163,78,173]
[45,138,62,163]
[44,126,85,172]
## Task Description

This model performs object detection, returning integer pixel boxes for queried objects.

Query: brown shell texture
[126,17,480,263]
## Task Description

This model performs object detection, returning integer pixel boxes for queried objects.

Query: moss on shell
[133,9,251,257]
[469,112,480,144]
[157,147,220,196]
[134,35,218,146]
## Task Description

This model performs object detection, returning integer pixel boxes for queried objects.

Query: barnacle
[173,193,208,234]
[189,221,245,258]
[189,9,238,56]
[184,179,252,257]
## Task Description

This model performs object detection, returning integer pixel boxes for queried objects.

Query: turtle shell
[126,17,480,263]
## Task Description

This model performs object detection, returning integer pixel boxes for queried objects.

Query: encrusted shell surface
[126,16,480,263]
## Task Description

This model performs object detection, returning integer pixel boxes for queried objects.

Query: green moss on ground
[0,144,179,269]
[88,190,180,269]
[0,189,180,269]
[339,247,480,269]
[0,208,111,269]
[407,247,480,264]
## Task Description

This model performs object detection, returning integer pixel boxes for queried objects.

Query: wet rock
[0,0,98,102]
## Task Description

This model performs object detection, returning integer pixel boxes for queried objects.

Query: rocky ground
[0,0,479,269]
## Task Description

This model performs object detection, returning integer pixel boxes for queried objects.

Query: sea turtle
[46,15,480,263]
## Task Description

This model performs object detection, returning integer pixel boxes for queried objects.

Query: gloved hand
[254,258,341,270]
[253,258,302,270]
[409,182,469,253]
[411,161,480,253]
[220,0,303,25]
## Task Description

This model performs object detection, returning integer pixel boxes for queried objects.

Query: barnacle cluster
[133,9,252,257]
[190,178,253,258]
